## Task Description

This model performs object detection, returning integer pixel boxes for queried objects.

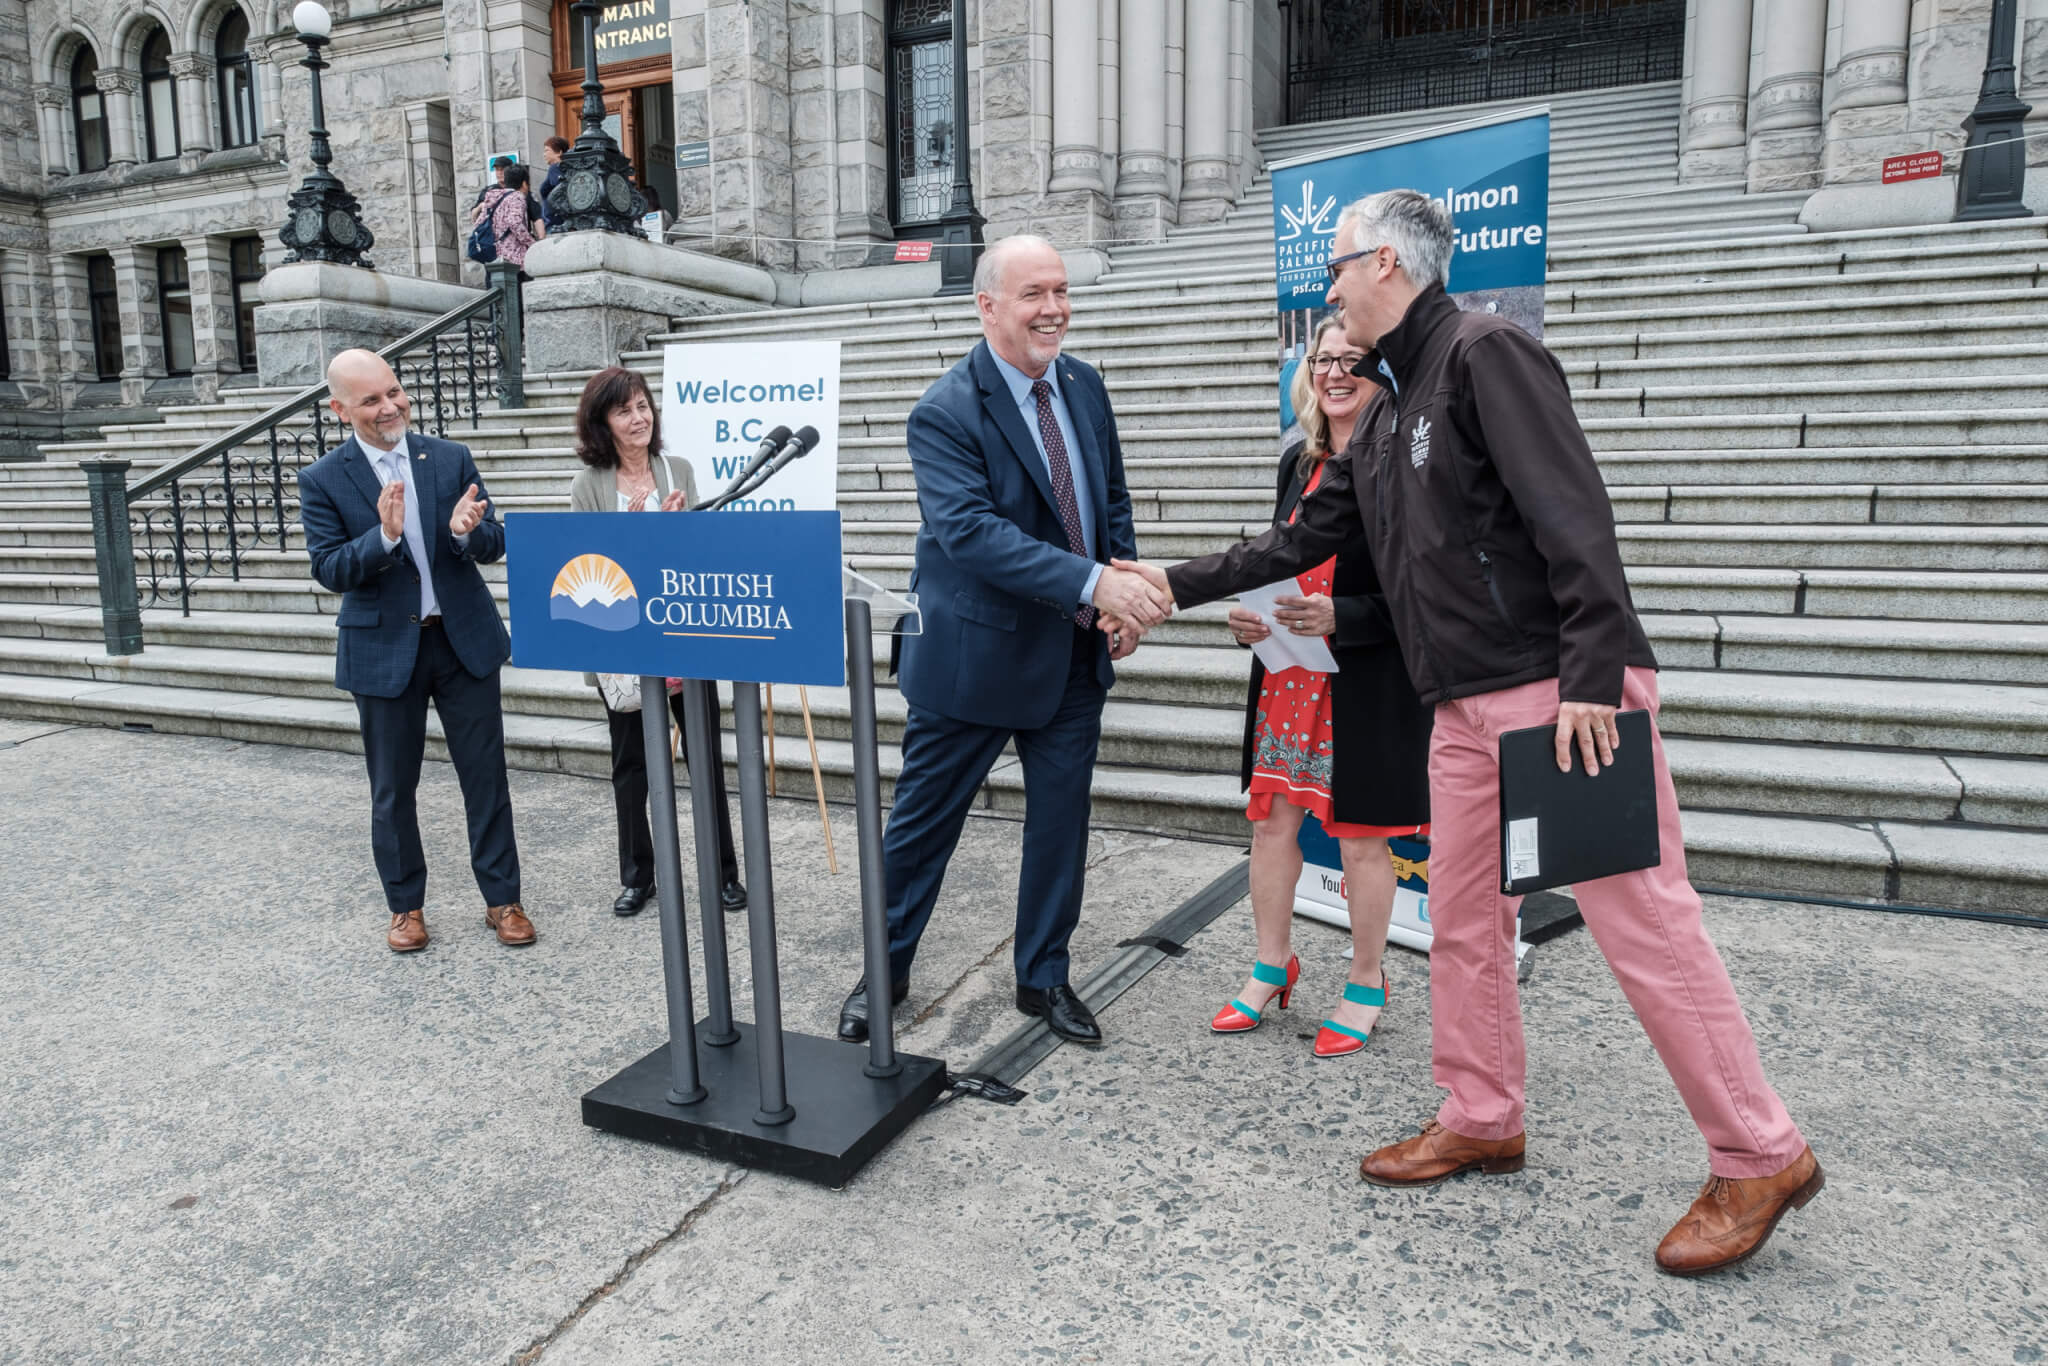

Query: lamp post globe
[277,0,375,267]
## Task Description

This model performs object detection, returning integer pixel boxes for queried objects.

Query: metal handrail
[129,286,505,501]
[84,261,527,655]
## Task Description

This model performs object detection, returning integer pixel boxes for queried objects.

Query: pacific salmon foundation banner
[1269,108,1551,959]
[505,509,847,686]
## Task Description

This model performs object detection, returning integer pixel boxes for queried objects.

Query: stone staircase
[3,80,2046,912]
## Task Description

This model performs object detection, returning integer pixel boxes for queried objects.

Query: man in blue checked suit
[297,349,530,954]
[836,236,1173,1047]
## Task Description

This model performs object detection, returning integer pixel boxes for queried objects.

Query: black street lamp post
[545,0,646,236]
[933,0,985,295]
[1955,0,2033,221]
[278,0,375,267]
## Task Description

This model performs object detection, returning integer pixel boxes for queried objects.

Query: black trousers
[355,622,520,915]
[604,686,740,890]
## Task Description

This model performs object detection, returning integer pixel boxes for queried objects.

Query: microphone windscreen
[794,425,821,453]
[764,423,793,447]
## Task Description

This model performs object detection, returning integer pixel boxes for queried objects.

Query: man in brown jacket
[1118,189,1820,1277]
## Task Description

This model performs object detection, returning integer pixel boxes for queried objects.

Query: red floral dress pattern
[1244,463,1428,840]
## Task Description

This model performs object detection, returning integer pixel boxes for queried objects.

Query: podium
[506,512,946,1187]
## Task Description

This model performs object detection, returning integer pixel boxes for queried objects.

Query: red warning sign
[1882,151,1944,185]
[893,241,934,262]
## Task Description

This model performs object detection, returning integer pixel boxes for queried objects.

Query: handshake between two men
[1091,559,1337,658]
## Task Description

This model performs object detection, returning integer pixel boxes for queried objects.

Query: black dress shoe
[1016,984,1103,1046]
[720,880,747,914]
[837,974,910,1042]
[613,886,652,917]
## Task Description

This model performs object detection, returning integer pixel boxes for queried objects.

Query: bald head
[974,235,1070,377]
[327,349,412,449]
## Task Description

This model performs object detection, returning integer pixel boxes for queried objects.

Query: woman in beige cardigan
[569,365,745,917]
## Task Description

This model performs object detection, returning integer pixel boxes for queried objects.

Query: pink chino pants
[1426,666,1805,1178]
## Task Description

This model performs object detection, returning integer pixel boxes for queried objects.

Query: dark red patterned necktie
[1030,379,1095,629]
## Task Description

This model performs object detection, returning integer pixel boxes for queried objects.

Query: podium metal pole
[679,678,739,1045]
[731,683,796,1125]
[640,675,705,1106]
[843,598,901,1077]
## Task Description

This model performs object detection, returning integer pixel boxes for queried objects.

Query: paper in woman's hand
[1235,581,1339,674]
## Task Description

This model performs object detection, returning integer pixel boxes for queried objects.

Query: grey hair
[1336,189,1455,290]
[973,233,1060,297]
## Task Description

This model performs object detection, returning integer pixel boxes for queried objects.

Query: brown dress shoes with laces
[1655,1145,1824,1276]
[485,902,536,946]
[1358,1119,1527,1187]
[387,910,428,953]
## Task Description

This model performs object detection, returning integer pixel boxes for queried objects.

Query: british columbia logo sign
[550,553,639,632]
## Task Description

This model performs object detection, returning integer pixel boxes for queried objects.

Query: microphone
[754,425,821,485]
[727,423,793,491]
[710,425,821,508]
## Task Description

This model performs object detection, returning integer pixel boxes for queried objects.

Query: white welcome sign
[659,341,842,513]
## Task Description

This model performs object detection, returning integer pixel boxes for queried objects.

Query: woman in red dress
[1210,317,1434,1057]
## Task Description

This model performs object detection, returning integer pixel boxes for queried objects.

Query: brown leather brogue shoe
[387,910,428,953]
[1359,1119,1526,1187]
[485,902,536,947]
[1655,1146,1823,1277]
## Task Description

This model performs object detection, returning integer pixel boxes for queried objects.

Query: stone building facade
[0,0,2044,456]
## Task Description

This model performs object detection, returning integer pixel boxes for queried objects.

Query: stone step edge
[0,674,2034,914]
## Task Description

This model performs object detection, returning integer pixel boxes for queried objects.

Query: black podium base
[582,1022,947,1188]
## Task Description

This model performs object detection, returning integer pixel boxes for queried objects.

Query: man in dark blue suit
[298,349,530,954]
[837,236,1172,1045]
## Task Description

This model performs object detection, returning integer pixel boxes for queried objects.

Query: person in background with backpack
[471,164,544,276]
[566,366,746,919]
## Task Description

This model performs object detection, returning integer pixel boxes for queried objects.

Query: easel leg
[798,685,837,875]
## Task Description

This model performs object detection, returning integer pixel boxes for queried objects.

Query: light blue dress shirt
[365,432,466,621]
[988,349,1103,608]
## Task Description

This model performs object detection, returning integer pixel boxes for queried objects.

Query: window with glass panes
[141,28,179,160]
[229,237,264,370]
[72,49,108,172]
[217,11,259,148]
[159,247,195,375]
[86,255,122,380]
[886,0,954,230]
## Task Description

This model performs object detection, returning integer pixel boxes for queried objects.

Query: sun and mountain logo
[550,554,638,632]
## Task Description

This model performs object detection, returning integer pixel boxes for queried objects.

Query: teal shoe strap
[1227,997,1263,1023]
[1341,980,1387,1008]
[1319,1017,1372,1045]
[1249,960,1289,987]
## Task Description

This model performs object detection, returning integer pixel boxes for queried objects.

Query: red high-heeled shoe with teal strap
[1312,971,1390,1058]
[1209,955,1300,1033]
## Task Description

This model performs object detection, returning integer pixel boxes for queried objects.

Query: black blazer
[1238,443,1432,829]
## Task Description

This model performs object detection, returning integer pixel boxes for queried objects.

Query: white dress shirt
[363,432,463,621]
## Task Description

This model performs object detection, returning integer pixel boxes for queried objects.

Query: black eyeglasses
[1327,244,1398,282]
[1306,354,1367,373]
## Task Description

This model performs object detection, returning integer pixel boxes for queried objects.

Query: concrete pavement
[2,724,2042,1363]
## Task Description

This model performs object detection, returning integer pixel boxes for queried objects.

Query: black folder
[1497,709,1660,895]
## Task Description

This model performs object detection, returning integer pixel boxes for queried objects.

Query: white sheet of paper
[1235,580,1339,675]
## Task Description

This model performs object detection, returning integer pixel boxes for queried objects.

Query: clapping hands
[449,483,490,537]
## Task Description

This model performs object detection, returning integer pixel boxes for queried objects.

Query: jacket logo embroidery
[1409,415,1432,469]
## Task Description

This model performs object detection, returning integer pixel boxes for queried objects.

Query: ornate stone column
[1117,0,1172,238]
[1822,0,1909,184]
[180,237,233,401]
[1746,0,1828,190]
[1048,0,1102,192]
[1679,0,1754,180]
[170,53,216,155]
[33,84,69,176]
[109,245,164,407]
[95,68,142,169]
[1179,0,1231,219]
